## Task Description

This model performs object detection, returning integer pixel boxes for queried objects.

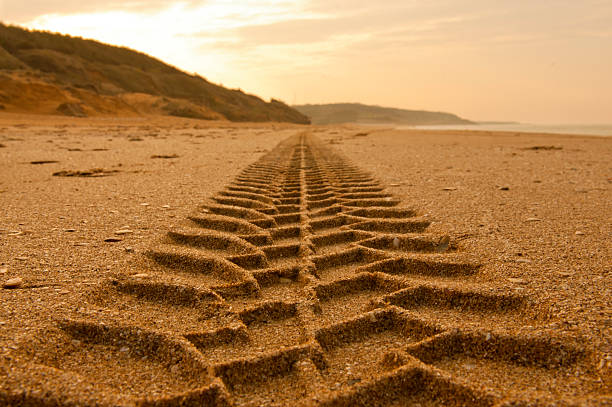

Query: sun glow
[24,1,316,89]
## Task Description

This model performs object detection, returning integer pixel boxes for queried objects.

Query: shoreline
[349,120,612,137]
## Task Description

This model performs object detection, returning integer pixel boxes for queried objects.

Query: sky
[1,0,611,124]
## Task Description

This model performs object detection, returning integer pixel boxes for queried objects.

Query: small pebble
[437,235,450,252]
[3,277,23,289]
[114,229,133,235]
[162,205,171,209]
[119,346,130,353]
[392,237,400,248]
[132,273,150,278]
[125,247,134,253]
[15,256,28,261]
[516,259,531,263]
[499,186,509,191]
[104,237,122,242]
[443,187,457,191]
[507,277,526,284]
[525,218,541,222]
[140,203,150,207]
[575,231,584,235]
[64,228,76,232]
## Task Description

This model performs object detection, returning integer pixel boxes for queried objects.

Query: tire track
[6,132,593,406]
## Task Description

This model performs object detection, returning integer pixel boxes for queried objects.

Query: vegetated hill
[0,23,309,123]
[293,103,472,125]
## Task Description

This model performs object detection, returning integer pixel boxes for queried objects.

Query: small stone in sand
[114,229,133,235]
[15,256,28,261]
[575,231,585,235]
[125,247,134,253]
[132,273,150,278]
[437,235,450,252]
[507,277,526,284]
[392,237,400,248]
[104,237,122,242]
[499,186,510,191]
[140,203,150,207]
[3,277,23,289]
[64,228,76,232]
[119,346,130,353]
[516,259,532,263]
[525,218,541,222]
[443,187,457,191]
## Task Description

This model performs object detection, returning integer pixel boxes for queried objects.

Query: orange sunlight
[3,0,611,123]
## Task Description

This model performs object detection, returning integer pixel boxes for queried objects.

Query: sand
[0,113,610,406]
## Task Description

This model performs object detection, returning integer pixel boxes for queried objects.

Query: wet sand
[0,113,610,406]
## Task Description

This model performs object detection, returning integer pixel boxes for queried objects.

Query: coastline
[404,123,612,137]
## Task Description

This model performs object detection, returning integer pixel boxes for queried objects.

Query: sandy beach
[0,113,610,406]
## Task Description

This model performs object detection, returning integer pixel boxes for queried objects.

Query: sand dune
[0,23,309,123]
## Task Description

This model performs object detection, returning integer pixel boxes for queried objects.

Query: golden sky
[2,0,611,123]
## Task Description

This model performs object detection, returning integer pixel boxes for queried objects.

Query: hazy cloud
[216,0,612,55]
[0,0,203,23]
[201,5,480,51]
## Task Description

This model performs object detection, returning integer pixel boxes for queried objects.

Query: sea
[397,123,612,137]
